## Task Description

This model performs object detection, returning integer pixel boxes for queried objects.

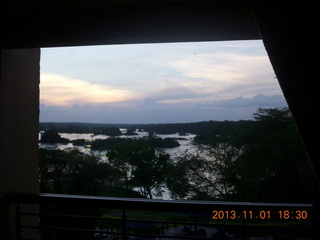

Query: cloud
[40,74,134,106]
[166,51,278,100]
[40,41,286,123]
[169,53,269,81]
[212,94,287,108]
[147,86,202,103]
[40,94,287,123]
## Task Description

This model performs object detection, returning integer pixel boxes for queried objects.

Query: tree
[71,138,87,146]
[169,107,312,203]
[106,143,134,196]
[253,107,291,123]
[91,138,131,150]
[167,145,240,201]
[107,139,170,198]
[39,149,115,240]
[165,161,191,199]
[39,148,119,196]
[146,137,180,148]
[125,128,138,136]
[231,107,312,202]
[40,130,69,144]
[131,145,170,198]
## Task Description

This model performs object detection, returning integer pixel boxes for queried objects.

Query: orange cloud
[40,74,134,106]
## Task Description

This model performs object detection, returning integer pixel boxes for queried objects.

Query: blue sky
[40,40,287,123]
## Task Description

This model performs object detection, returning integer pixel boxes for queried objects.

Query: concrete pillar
[1,48,40,239]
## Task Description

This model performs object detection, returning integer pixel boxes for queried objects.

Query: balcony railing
[7,193,312,240]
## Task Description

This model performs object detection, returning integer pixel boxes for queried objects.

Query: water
[39,130,198,157]
[39,129,199,199]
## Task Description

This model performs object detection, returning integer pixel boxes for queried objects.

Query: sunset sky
[40,40,287,123]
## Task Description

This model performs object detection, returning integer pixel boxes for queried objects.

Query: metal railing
[7,193,312,240]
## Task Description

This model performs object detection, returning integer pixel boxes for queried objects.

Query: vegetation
[96,127,122,136]
[91,136,180,151]
[40,130,69,144]
[40,123,123,136]
[91,138,130,151]
[39,144,169,199]
[125,128,139,136]
[146,136,180,149]
[39,148,143,197]
[39,107,313,203]
[71,139,87,146]
[107,139,170,198]
[168,107,312,203]
[39,121,226,135]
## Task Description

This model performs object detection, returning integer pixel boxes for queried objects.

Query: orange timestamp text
[212,210,309,220]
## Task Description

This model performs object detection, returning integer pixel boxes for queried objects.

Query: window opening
[39,40,312,203]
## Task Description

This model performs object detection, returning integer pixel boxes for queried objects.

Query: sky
[40,40,287,124]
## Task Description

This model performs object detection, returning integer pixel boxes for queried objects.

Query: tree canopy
[40,130,69,144]
[91,136,180,151]
[168,107,312,203]
[39,148,142,198]
[39,107,312,203]
[107,139,170,198]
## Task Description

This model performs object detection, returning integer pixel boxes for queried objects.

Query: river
[39,129,198,157]
[39,129,198,199]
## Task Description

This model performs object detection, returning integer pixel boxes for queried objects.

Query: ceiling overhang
[1,0,260,49]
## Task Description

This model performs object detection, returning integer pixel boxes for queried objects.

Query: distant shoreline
[39,120,251,135]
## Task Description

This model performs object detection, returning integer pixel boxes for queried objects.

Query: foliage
[71,138,87,146]
[91,136,180,151]
[125,128,138,135]
[40,139,172,199]
[39,107,313,203]
[40,149,104,195]
[193,120,250,145]
[39,123,122,136]
[39,148,142,197]
[146,136,180,148]
[91,137,130,150]
[230,107,312,202]
[40,130,69,144]
[167,144,240,200]
[165,161,191,199]
[40,121,227,135]
[97,127,122,136]
[168,107,313,203]
[107,139,170,198]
